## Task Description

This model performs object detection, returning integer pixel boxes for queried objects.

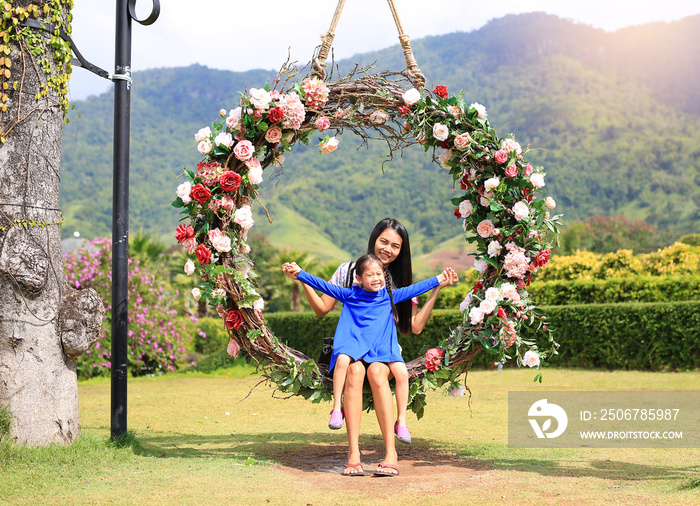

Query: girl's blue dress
[297,270,439,372]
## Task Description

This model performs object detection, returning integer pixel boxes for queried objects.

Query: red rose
[497,306,507,320]
[175,224,194,243]
[225,309,244,330]
[424,348,444,372]
[268,107,284,123]
[521,188,533,203]
[190,183,212,204]
[439,140,450,149]
[195,244,211,264]
[471,280,484,294]
[534,249,551,268]
[433,85,448,98]
[219,171,242,192]
[454,208,461,218]
[397,105,410,117]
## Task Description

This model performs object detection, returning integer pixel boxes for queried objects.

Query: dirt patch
[275,440,492,496]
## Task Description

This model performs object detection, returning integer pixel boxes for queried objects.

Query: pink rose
[476,219,494,238]
[191,287,202,301]
[233,140,254,161]
[265,125,282,143]
[524,164,534,176]
[402,88,421,106]
[469,306,484,324]
[184,259,195,276]
[545,197,556,209]
[494,150,508,165]
[182,237,197,254]
[530,173,545,188]
[194,127,211,142]
[453,132,471,150]
[208,228,232,253]
[424,348,444,372]
[319,137,339,154]
[505,164,518,178]
[197,140,212,155]
[315,116,330,131]
[227,339,241,358]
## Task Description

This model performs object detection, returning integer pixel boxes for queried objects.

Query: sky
[67,0,700,101]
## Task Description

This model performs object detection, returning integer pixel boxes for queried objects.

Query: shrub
[193,317,230,355]
[265,302,700,372]
[64,237,199,379]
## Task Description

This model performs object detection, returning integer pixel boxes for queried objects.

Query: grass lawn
[1,367,699,505]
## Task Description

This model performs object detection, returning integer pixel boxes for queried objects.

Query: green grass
[1,368,699,505]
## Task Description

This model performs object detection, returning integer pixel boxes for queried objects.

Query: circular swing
[174,0,561,415]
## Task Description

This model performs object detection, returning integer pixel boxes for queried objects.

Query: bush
[193,317,230,355]
[264,301,700,372]
[527,276,700,305]
[64,237,199,379]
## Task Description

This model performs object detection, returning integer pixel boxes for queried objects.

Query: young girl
[282,255,456,439]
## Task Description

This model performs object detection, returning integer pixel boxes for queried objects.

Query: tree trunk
[0,1,105,446]
[292,283,301,312]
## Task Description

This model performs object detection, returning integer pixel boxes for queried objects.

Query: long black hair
[366,218,413,335]
[352,253,399,327]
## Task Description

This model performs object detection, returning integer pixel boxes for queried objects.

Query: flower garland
[173,68,561,417]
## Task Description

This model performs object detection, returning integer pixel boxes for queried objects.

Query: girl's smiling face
[356,260,385,292]
[373,229,403,267]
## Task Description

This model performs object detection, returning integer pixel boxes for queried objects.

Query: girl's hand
[438,267,458,287]
[282,262,301,279]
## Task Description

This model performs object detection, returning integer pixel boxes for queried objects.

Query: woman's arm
[300,283,338,317]
[410,267,459,334]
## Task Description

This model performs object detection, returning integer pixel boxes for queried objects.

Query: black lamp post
[110,0,160,439]
[24,0,161,440]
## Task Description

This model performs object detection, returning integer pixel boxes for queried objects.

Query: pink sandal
[329,410,344,430]
[394,421,411,444]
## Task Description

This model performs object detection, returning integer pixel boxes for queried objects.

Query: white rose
[432,123,449,141]
[248,163,263,185]
[484,177,500,191]
[234,204,254,229]
[487,241,502,258]
[215,131,233,148]
[545,197,556,209]
[249,88,272,109]
[459,200,473,218]
[402,88,421,106]
[459,293,472,313]
[184,259,195,276]
[226,107,242,130]
[194,127,211,142]
[480,196,491,207]
[197,139,212,155]
[523,350,540,368]
[176,181,192,204]
[191,287,202,301]
[479,299,496,315]
[512,201,529,221]
[473,258,488,274]
[253,297,264,312]
[469,306,484,325]
[530,173,545,188]
[470,102,486,119]
[485,287,500,301]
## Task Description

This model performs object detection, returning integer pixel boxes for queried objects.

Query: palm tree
[266,250,320,312]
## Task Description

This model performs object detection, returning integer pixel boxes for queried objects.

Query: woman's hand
[282,262,301,279]
[437,267,459,287]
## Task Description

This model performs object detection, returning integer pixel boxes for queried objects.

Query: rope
[311,0,426,90]
[386,0,425,90]
[312,0,347,80]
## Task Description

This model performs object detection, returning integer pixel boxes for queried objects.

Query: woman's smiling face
[373,228,403,267]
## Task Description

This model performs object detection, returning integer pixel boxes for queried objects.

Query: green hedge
[527,276,700,305]
[264,301,700,371]
[425,276,700,309]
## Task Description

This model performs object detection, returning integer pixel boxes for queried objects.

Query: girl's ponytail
[384,270,399,325]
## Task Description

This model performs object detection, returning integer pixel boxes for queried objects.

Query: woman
[300,218,458,476]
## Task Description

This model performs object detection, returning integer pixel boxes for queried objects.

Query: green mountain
[60,13,700,264]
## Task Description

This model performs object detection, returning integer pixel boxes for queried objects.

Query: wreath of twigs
[173,61,561,418]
